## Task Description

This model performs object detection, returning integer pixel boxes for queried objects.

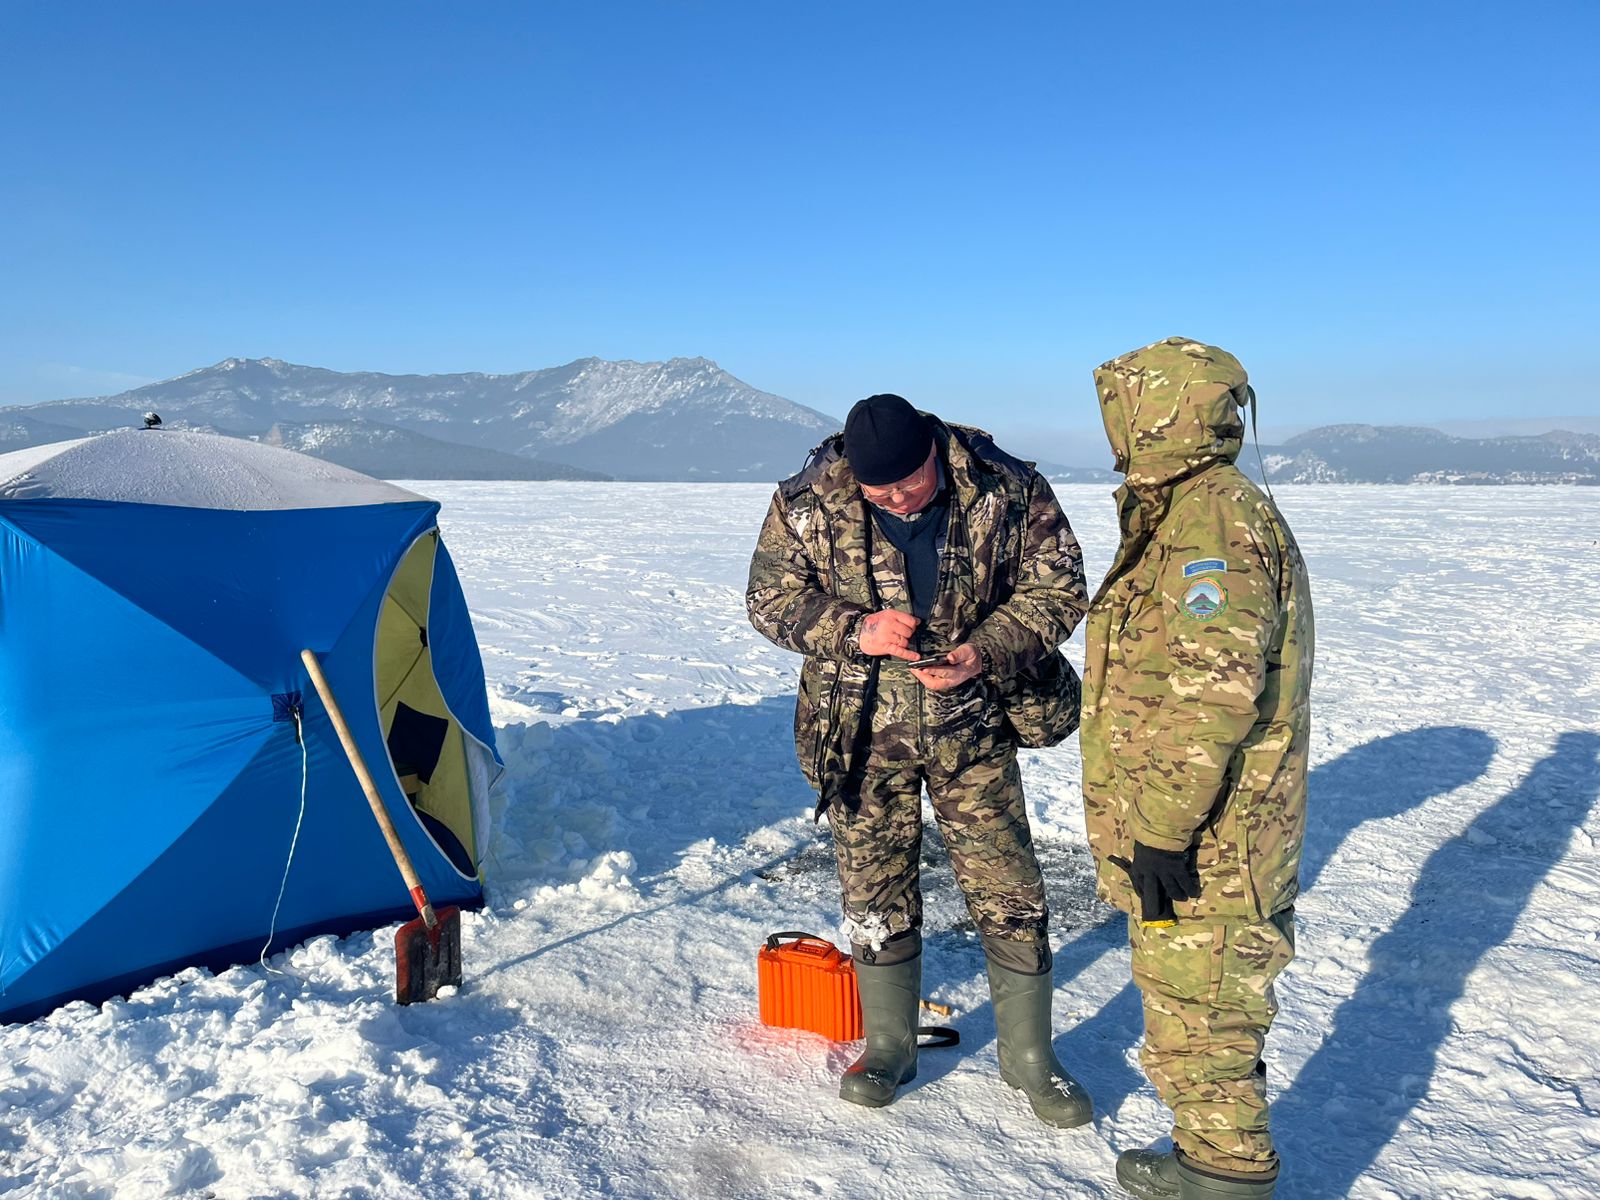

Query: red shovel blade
[395,905,462,1005]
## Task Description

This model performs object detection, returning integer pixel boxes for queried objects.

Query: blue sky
[2,1,1596,432]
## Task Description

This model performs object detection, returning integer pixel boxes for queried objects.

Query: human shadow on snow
[1274,730,1600,1199]
[485,700,1589,1200]
[483,695,821,976]
[1043,725,1500,1138]
[489,694,814,888]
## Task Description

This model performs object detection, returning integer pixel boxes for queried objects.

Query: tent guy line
[259,706,308,975]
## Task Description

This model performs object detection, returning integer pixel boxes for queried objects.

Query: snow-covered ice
[3,483,1598,1199]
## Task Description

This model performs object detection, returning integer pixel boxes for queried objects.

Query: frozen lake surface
[3,483,1598,1199]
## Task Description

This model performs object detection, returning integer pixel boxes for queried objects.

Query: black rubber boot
[986,957,1094,1129]
[1115,1149,1278,1199]
[839,954,920,1108]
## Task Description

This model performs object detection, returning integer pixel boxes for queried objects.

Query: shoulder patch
[1180,578,1228,619]
[1183,558,1227,577]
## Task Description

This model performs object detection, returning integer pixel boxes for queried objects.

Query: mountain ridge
[6,358,1598,483]
[1256,424,1600,484]
[3,355,838,481]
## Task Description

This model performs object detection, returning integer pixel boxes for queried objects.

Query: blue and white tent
[0,430,502,1024]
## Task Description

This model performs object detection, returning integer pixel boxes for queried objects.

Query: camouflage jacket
[1081,338,1315,921]
[747,418,1088,813]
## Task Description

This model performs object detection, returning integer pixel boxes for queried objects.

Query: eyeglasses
[860,457,932,503]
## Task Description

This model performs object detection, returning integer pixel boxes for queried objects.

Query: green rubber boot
[986,958,1094,1129]
[1177,1153,1278,1199]
[838,954,920,1108]
[1114,1148,1180,1199]
[1115,1149,1278,1199]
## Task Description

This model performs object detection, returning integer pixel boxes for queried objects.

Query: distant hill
[1041,463,1120,485]
[1251,425,1600,485]
[259,420,609,481]
[9,360,1598,483]
[2,356,838,482]
[1430,416,1600,439]
[1045,424,1600,485]
[0,412,85,453]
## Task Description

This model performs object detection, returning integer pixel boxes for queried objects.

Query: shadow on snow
[488,694,814,889]
[478,706,1593,1200]
[1047,726,1503,1158]
[1275,730,1600,1198]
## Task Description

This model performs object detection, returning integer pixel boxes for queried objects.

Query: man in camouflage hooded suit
[747,394,1094,1127]
[1081,339,1314,1200]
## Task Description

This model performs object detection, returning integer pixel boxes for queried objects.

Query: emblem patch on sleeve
[1181,578,1228,619]
[1183,558,1227,577]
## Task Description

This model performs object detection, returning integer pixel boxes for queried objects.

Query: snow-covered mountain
[260,421,610,481]
[1432,414,1600,439]
[16,360,1597,484]
[1043,466,1119,485]
[1250,425,1600,485]
[0,411,84,453]
[4,356,840,481]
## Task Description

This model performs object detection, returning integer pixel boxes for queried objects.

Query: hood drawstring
[1248,385,1276,504]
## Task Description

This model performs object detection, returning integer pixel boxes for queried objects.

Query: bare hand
[858,610,921,661]
[911,643,982,691]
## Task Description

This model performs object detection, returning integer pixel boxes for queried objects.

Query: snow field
[2,483,1598,1199]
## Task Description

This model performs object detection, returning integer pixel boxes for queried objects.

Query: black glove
[1108,842,1200,923]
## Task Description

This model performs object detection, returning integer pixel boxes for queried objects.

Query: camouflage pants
[1129,909,1296,1174]
[827,669,1049,973]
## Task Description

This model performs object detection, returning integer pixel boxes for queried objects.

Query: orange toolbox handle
[764,931,841,955]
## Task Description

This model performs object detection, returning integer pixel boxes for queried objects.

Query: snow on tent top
[0,430,502,1024]
[0,428,426,508]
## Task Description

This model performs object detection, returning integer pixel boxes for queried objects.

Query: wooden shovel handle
[300,648,438,929]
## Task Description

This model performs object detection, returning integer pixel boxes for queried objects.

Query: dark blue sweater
[870,462,950,624]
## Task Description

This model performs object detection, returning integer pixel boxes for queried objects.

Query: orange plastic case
[758,932,863,1041]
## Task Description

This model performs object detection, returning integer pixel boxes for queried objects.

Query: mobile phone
[909,654,952,669]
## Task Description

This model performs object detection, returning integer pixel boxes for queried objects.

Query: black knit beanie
[843,394,933,485]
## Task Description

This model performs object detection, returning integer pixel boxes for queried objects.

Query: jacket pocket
[996,649,1082,748]
[926,675,997,739]
[1178,784,1252,920]
[795,659,836,789]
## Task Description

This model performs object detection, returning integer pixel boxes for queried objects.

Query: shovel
[300,648,463,1004]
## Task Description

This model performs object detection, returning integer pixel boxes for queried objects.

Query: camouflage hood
[1093,337,1251,491]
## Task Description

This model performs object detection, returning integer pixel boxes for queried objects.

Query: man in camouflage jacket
[747,394,1094,1126]
[1081,339,1314,1200]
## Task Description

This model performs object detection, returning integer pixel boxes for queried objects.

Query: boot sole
[839,1066,917,1108]
[1001,1073,1095,1130]
[1027,1099,1094,1130]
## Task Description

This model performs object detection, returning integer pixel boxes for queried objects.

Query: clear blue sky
[2,1,1595,429]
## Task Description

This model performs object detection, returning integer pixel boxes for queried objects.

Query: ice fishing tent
[0,429,502,1023]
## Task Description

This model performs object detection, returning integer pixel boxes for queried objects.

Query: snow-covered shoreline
[3,484,1597,1199]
